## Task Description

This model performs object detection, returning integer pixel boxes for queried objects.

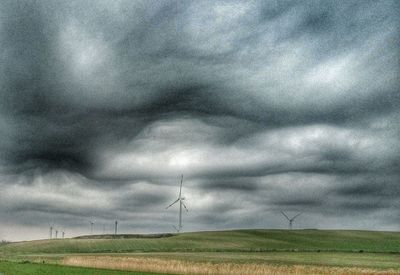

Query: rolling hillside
[1,229,399,255]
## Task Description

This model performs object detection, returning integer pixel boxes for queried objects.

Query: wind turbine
[166,174,188,233]
[48,220,55,239]
[281,211,302,230]
[49,225,53,239]
[90,221,95,234]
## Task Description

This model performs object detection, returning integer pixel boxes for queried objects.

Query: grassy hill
[0,230,399,274]
[0,261,175,275]
[1,229,399,255]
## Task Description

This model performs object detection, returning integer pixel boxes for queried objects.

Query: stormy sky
[0,0,399,241]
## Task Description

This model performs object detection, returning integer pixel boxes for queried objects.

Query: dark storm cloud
[271,198,323,207]
[0,0,399,240]
[116,192,169,209]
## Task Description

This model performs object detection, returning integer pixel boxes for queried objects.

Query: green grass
[0,261,173,275]
[1,229,399,255]
[4,251,400,270]
[0,230,399,273]
[118,251,400,270]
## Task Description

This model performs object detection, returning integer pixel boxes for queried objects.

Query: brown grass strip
[63,256,400,275]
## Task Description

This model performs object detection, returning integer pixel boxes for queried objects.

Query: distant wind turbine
[166,174,188,233]
[90,221,95,234]
[48,221,55,239]
[49,226,53,239]
[281,211,302,230]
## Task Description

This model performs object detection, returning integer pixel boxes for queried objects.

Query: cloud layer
[0,0,399,240]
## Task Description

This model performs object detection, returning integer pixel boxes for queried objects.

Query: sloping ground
[0,261,176,275]
[1,229,399,255]
[62,255,400,275]
[74,234,175,240]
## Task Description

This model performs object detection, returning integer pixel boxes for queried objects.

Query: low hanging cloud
[0,0,399,240]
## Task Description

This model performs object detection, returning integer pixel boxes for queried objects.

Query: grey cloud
[0,0,399,240]
[196,177,260,191]
[271,198,323,207]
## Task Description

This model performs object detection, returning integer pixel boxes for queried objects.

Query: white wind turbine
[166,175,188,233]
[90,221,95,235]
[48,220,55,239]
[281,211,302,230]
[49,224,53,239]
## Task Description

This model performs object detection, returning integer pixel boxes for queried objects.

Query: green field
[0,229,399,274]
[0,261,173,275]
[1,229,399,254]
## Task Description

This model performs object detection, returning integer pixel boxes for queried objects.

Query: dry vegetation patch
[63,256,399,275]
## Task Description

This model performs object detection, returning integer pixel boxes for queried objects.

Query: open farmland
[0,261,175,275]
[0,230,399,274]
[1,230,399,254]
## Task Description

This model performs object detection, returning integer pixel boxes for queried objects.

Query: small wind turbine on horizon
[90,221,95,234]
[49,225,53,239]
[48,221,55,239]
[166,174,188,233]
[281,211,302,230]
[47,217,63,240]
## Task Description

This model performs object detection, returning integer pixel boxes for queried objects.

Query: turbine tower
[166,174,188,233]
[281,211,302,230]
[49,226,53,239]
[55,230,58,239]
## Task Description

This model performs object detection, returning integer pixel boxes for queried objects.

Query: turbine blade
[281,211,290,221]
[182,202,189,212]
[172,225,179,233]
[292,212,302,220]
[166,198,179,209]
[179,174,183,198]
